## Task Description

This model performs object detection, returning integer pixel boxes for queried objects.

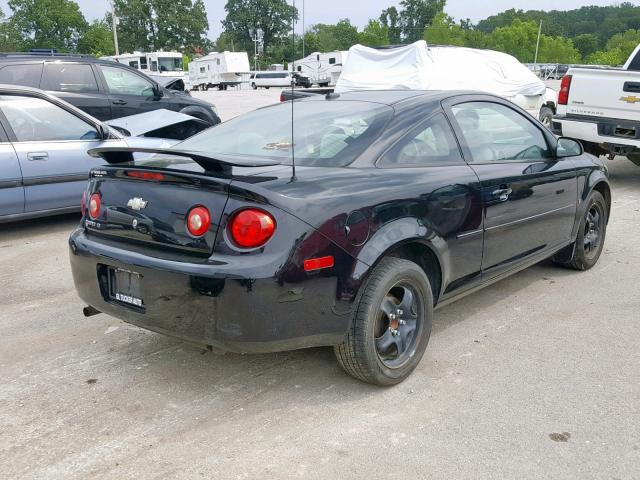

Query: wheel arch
[592,180,611,223]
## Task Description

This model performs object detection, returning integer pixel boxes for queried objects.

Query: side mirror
[556,137,583,158]
[153,84,164,98]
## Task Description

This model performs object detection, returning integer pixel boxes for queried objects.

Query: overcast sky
[0,0,625,41]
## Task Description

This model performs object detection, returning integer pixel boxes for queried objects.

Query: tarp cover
[335,40,545,98]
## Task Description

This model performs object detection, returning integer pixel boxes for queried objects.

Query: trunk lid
[86,167,230,257]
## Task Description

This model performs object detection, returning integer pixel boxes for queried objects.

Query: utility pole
[534,20,542,66]
[110,0,120,56]
[302,0,305,58]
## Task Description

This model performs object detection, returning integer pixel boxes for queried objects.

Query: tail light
[186,206,211,237]
[81,191,87,216]
[89,193,101,219]
[126,171,165,181]
[558,75,572,105]
[279,93,285,102]
[229,208,276,249]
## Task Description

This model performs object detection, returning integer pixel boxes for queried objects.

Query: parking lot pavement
[1,156,639,479]
[192,88,282,121]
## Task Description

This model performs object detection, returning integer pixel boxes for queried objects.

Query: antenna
[290,0,297,181]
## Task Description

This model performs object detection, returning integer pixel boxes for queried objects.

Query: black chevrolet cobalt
[69,91,610,385]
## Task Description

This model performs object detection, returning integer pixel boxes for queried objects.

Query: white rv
[188,52,251,91]
[102,51,186,88]
[289,51,349,86]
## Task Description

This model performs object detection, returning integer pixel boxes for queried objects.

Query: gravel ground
[0,90,639,479]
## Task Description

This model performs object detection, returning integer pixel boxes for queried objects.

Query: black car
[0,52,220,125]
[69,91,610,386]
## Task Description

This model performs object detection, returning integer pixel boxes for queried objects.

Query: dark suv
[0,52,221,125]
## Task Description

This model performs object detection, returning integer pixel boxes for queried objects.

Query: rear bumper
[69,229,352,353]
[553,115,640,149]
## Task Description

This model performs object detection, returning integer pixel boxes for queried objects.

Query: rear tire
[334,257,433,386]
[553,191,607,270]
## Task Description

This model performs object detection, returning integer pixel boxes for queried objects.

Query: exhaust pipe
[83,306,101,317]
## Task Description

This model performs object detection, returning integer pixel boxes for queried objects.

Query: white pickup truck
[553,44,640,166]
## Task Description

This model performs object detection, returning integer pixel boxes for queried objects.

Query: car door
[0,93,108,213]
[40,62,113,121]
[377,112,484,298]
[0,123,24,218]
[97,64,164,118]
[444,97,578,278]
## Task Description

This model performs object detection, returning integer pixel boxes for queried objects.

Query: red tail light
[89,193,101,219]
[558,75,572,105]
[279,93,285,102]
[186,206,211,237]
[229,208,276,249]
[126,171,165,181]
[81,191,87,216]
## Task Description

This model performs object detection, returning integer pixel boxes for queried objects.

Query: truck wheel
[627,153,640,167]
[251,83,257,90]
[553,191,607,271]
[539,106,553,130]
[334,257,433,386]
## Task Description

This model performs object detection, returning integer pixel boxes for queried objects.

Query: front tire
[553,191,607,270]
[251,83,257,90]
[334,257,433,386]
[539,106,553,130]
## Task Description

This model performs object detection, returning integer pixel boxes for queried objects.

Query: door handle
[112,100,127,105]
[27,152,49,161]
[492,187,513,202]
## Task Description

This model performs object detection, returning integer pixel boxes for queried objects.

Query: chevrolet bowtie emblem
[620,95,640,104]
[127,197,148,211]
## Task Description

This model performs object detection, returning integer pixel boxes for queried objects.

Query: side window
[451,102,552,163]
[43,63,99,93]
[0,64,43,88]
[139,57,148,70]
[151,61,158,72]
[100,65,154,97]
[379,113,462,167]
[0,95,99,142]
[329,57,336,65]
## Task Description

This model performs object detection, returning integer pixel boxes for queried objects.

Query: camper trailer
[102,51,186,89]
[188,52,251,91]
[289,51,348,86]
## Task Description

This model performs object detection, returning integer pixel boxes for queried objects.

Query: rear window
[0,64,43,88]
[177,100,393,167]
[43,63,99,93]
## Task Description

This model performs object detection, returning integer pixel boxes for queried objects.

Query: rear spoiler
[88,147,281,173]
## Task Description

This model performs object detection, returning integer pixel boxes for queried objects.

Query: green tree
[380,6,401,44]
[8,0,87,51]
[359,19,389,47]
[307,19,358,52]
[399,0,447,43]
[0,7,24,51]
[573,33,599,59]
[222,0,297,57]
[424,11,464,46]
[587,29,640,65]
[587,49,626,66]
[538,36,580,63]
[77,20,114,56]
[487,19,538,62]
[114,0,209,53]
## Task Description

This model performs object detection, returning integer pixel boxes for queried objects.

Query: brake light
[186,206,211,237]
[304,256,334,272]
[81,191,87,216]
[229,208,276,249]
[89,193,101,219]
[279,93,285,102]
[558,75,572,105]
[126,171,165,181]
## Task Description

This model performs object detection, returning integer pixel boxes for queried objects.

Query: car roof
[0,53,124,66]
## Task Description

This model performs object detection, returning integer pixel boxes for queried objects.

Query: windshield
[177,100,393,167]
[158,57,183,72]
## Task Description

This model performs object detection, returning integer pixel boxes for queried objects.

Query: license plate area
[103,266,145,312]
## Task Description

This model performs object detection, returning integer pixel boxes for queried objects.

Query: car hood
[106,109,204,138]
